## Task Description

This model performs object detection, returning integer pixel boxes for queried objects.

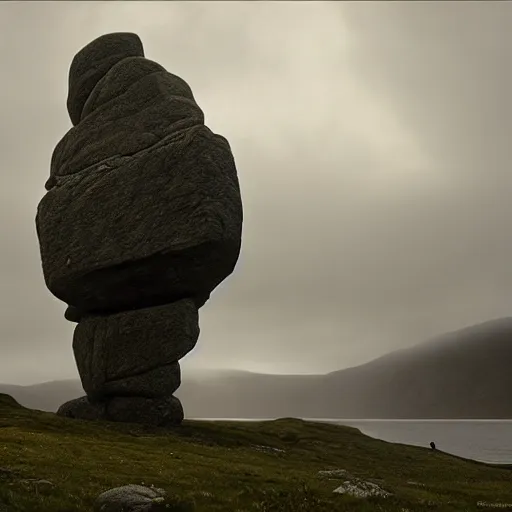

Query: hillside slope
[323,317,512,418]
[1,392,512,511]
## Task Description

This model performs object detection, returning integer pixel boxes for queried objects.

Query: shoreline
[189,417,512,466]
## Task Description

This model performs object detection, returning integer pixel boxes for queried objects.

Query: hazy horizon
[1,1,511,385]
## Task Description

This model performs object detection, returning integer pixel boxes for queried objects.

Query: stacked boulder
[35,33,243,426]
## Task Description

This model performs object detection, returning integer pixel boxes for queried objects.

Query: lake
[196,418,512,464]
[318,419,512,464]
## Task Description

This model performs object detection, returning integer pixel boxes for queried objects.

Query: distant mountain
[0,379,84,413]
[3,317,512,418]
[320,317,512,419]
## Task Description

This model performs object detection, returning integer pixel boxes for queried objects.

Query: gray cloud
[0,1,510,384]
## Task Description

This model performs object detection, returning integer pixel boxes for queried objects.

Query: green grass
[0,393,511,511]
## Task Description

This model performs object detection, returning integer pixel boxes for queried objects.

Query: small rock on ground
[94,484,166,512]
[333,478,392,499]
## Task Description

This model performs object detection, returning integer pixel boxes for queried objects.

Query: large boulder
[36,32,243,314]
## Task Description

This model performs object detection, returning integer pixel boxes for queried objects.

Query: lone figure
[430,441,436,451]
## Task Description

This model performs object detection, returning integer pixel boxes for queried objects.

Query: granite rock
[72,300,198,400]
[37,32,243,427]
[36,32,243,314]
[100,363,181,399]
[57,394,184,427]
[107,395,184,427]
[57,396,106,421]
[67,33,145,127]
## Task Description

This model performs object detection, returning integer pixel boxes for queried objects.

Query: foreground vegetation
[1,394,511,511]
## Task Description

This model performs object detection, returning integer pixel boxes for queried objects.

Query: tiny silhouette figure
[430,441,436,451]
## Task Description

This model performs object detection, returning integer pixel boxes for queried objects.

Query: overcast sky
[1,1,511,385]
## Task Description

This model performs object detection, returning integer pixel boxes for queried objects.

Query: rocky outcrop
[318,469,392,499]
[36,32,243,426]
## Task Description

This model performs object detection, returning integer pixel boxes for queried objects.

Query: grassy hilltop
[0,393,511,512]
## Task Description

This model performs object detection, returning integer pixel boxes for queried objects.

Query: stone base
[57,396,105,421]
[56,394,184,426]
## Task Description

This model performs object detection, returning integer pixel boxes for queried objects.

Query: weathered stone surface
[35,32,243,314]
[107,395,184,426]
[67,33,145,127]
[72,300,198,399]
[94,484,166,512]
[101,363,181,399]
[57,394,184,427]
[57,396,106,421]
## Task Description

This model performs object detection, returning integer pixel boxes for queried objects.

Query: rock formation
[35,33,243,426]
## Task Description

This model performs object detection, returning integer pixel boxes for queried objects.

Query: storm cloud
[0,1,510,384]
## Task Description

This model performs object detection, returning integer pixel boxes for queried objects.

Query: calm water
[319,419,512,464]
[197,418,512,464]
